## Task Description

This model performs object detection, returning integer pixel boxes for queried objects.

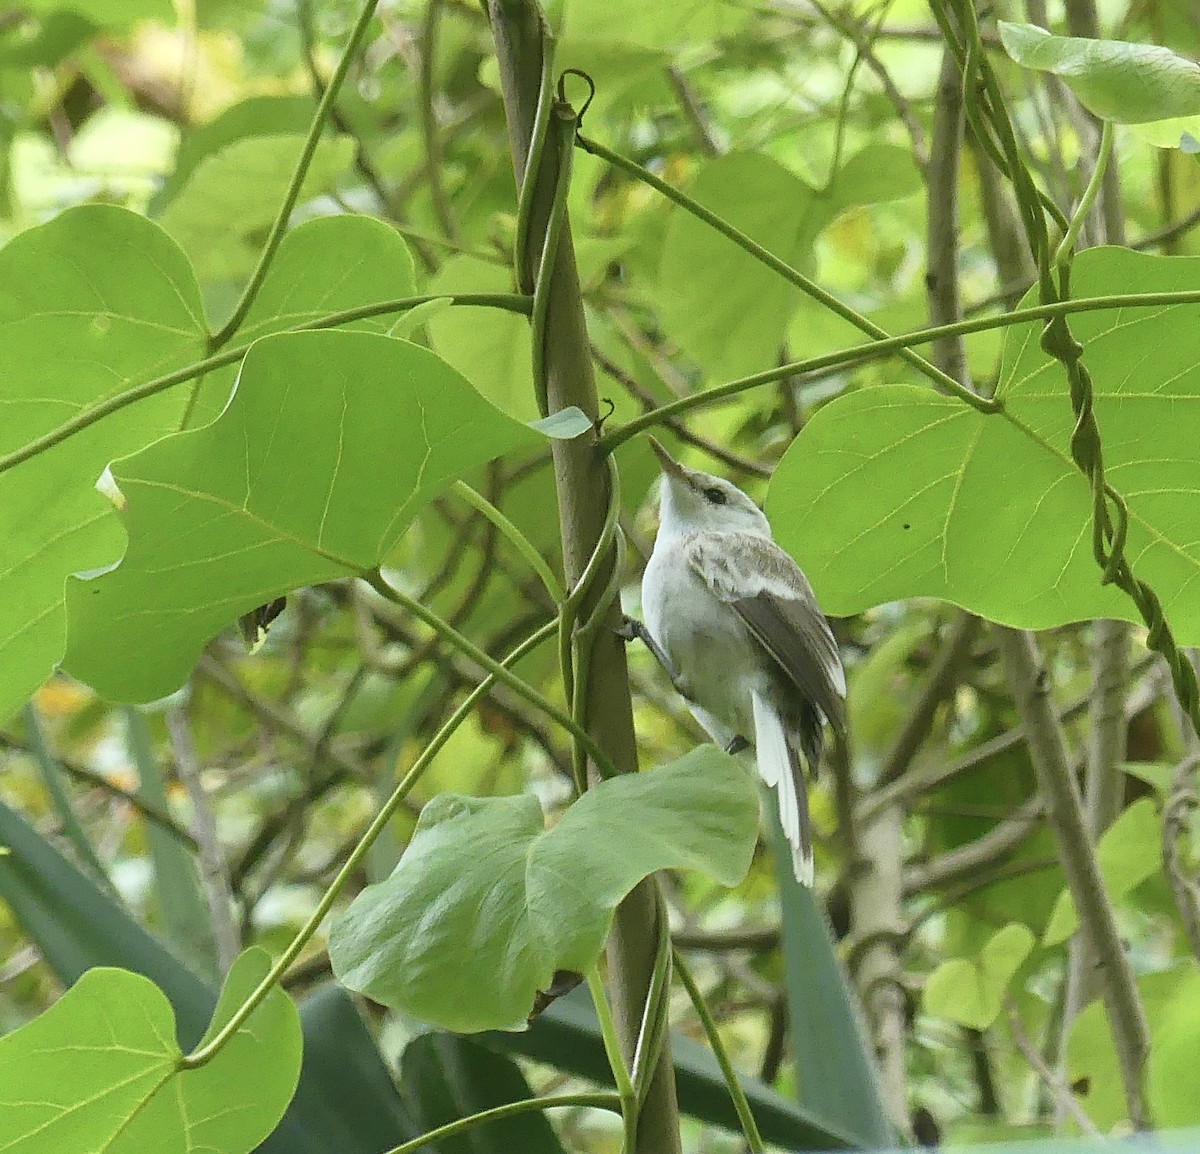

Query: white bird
[629,437,846,886]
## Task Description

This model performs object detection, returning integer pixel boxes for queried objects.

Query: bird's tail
[751,689,814,886]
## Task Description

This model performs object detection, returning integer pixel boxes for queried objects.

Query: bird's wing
[685,532,846,736]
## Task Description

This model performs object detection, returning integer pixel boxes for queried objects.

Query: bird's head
[648,436,770,538]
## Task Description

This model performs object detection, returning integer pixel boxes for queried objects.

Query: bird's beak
[647,435,687,481]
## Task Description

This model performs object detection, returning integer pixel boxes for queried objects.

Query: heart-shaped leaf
[924,923,1035,1030]
[329,746,759,1032]
[768,247,1200,641]
[0,949,301,1153]
[63,329,542,702]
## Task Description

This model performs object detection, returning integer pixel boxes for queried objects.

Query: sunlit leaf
[0,206,207,725]
[0,950,301,1153]
[158,134,356,282]
[329,746,758,1032]
[659,153,823,379]
[63,330,541,702]
[1000,23,1200,124]
[769,248,1200,639]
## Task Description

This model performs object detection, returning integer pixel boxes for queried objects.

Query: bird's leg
[616,615,684,687]
[725,735,750,755]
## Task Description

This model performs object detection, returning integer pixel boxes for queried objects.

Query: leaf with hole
[62,329,542,702]
[0,949,301,1153]
[768,247,1200,640]
[328,746,758,1032]
[999,22,1200,124]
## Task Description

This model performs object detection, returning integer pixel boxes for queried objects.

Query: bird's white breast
[642,535,762,743]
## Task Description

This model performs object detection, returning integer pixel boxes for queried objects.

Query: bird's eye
[702,486,727,505]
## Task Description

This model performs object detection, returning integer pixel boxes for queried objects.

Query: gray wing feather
[686,532,846,737]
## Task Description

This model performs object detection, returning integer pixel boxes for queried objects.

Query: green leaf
[1042,798,1162,946]
[398,1033,567,1154]
[0,949,301,1154]
[658,153,822,379]
[826,143,924,212]
[187,214,418,427]
[158,134,356,283]
[1148,968,1200,1124]
[62,330,541,702]
[0,796,420,1152]
[426,255,536,423]
[1067,967,1195,1129]
[924,923,1035,1029]
[486,985,858,1150]
[329,746,759,1032]
[155,95,318,210]
[999,22,1200,124]
[770,814,894,1148]
[0,205,207,725]
[768,248,1200,638]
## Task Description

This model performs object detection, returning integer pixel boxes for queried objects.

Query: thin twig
[1008,1005,1102,1137]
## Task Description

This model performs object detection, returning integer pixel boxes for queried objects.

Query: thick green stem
[488,4,683,1150]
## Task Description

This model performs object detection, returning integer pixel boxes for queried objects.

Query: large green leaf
[155,95,318,210]
[658,153,823,379]
[0,797,421,1153]
[999,22,1200,124]
[329,746,759,1032]
[158,134,356,283]
[768,248,1200,639]
[771,814,894,1148]
[485,985,860,1150]
[62,329,541,702]
[0,949,301,1154]
[1148,968,1200,1125]
[0,205,207,725]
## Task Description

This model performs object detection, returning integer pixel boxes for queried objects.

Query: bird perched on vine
[623,437,846,885]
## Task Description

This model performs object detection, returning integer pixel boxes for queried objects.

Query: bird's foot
[725,735,751,756]
[615,615,682,683]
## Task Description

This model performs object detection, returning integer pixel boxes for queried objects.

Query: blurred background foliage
[2,0,1200,1149]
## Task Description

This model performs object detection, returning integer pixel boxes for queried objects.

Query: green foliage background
[2,0,1200,1150]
